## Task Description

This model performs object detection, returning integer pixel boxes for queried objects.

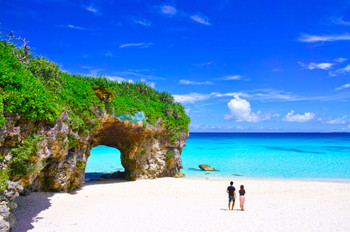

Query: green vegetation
[0,38,190,189]
[9,134,43,178]
[166,149,176,160]
[0,168,8,191]
[0,40,190,138]
[76,160,86,170]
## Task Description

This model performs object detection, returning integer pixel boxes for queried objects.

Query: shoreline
[85,171,350,184]
[183,176,350,184]
[13,177,350,232]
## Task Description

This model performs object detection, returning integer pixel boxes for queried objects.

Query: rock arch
[26,113,188,192]
[90,114,187,181]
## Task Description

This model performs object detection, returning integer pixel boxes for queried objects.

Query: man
[226,181,236,210]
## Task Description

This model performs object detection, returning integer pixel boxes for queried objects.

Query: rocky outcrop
[199,164,216,171]
[0,111,188,231]
[0,181,23,232]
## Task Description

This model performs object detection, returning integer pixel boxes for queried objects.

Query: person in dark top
[226,181,236,210]
[239,185,246,211]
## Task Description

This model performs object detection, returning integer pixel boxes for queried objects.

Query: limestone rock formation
[199,164,216,171]
[0,112,188,231]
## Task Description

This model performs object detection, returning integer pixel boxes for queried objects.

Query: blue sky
[1,0,350,132]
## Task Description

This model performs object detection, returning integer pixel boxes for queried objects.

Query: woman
[239,185,246,211]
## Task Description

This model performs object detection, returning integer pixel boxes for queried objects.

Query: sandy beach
[13,178,350,232]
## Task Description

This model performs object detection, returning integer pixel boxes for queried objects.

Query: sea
[85,133,350,181]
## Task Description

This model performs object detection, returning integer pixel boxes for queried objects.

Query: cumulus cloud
[119,42,153,48]
[180,80,213,85]
[298,62,334,70]
[159,5,177,16]
[298,33,350,42]
[335,83,350,91]
[224,96,274,122]
[190,14,211,25]
[284,110,315,122]
[329,65,350,77]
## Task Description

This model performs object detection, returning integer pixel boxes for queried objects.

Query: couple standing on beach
[226,181,245,211]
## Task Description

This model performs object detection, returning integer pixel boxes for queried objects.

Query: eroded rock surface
[199,164,216,171]
[0,112,188,231]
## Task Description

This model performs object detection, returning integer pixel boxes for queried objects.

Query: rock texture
[0,112,188,231]
[199,164,216,171]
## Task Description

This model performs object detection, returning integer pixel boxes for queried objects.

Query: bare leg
[231,201,235,210]
[228,202,231,210]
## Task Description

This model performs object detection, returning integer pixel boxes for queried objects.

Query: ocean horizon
[85,132,350,181]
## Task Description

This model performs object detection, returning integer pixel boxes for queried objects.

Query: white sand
[13,178,350,232]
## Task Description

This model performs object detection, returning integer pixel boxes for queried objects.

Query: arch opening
[85,145,125,181]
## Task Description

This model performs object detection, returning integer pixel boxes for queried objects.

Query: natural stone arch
[90,114,187,181]
[28,113,188,193]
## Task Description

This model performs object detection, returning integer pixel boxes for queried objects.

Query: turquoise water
[86,133,350,180]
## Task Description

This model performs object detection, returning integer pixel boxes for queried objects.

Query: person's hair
[240,185,244,190]
[230,181,233,185]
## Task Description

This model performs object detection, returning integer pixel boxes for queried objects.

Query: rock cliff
[0,111,188,231]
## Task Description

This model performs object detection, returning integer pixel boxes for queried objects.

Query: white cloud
[160,5,177,16]
[107,75,133,83]
[88,68,103,76]
[119,42,153,48]
[180,80,213,85]
[284,110,315,122]
[194,61,214,66]
[334,57,347,63]
[224,96,272,122]
[326,116,348,124]
[58,24,88,30]
[173,93,211,103]
[174,88,350,105]
[221,75,243,80]
[298,33,350,42]
[113,69,164,80]
[335,83,350,90]
[85,5,100,15]
[329,65,350,76]
[332,17,350,26]
[133,18,151,27]
[190,14,211,26]
[298,62,334,70]
[140,78,156,88]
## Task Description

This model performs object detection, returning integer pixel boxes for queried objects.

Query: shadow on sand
[12,177,128,231]
[13,192,54,232]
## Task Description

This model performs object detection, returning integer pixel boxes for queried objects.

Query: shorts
[240,196,245,204]
[228,195,235,203]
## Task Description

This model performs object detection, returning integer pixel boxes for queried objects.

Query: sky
[1,0,350,132]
